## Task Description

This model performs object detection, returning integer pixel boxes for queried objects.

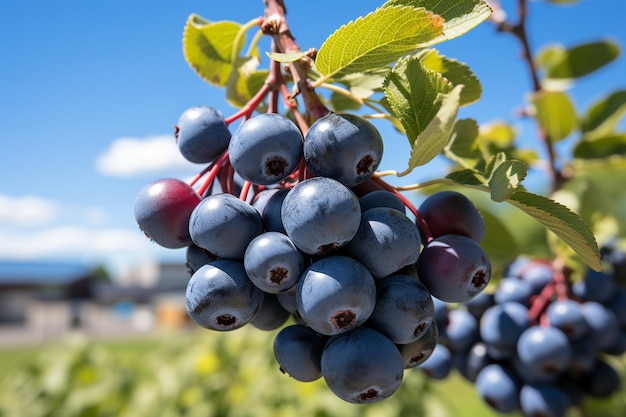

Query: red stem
[528,280,556,325]
[197,151,230,196]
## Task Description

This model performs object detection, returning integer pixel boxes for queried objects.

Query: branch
[487,0,565,192]
[262,0,329,120]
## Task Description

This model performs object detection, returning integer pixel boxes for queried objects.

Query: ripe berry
[417,234,491,303]
[281,177,361,255]
[304,113,383,187]
[321,327,404,404]
[185,260,264,331]
[176,106,231,163]
[134,178,201,249]
[418,191,485,242]
[228,113,303,185]
[296,256,376,336]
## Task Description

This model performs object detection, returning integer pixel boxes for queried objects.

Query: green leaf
[383,55,462,173]
[335,68,390,99]
[479,121,516,147]
[479,208,520,264]
[487,156,528,202]
[182,15,245,87]
[530,91,578,142]
[573,133,626,159]
[265,51,309,63]
[315,5,444,80]
[418,49,482,105]
[383,0,492,42]
[225,57,269,108]
[446,169,488,186]
[506,191,601,271]
[445,118,483,168]
[329,92,362,112]
[581,89,626,136]
[537,40,621,81]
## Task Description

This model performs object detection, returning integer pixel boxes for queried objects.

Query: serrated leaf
[506,191,601,271]
[383,56,462,173]
[573,133,626,159]
[265,51,308,63]
[383,0,492,42]
[537,40,621,81]
[417,49,482,105]
[530,91,578,142]
[383,56,453,141]
[315,6,444,80]
[581,89,626,136]
[183,15,245,87]
[488,158,528,202]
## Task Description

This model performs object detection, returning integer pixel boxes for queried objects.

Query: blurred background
[1,1,625,416]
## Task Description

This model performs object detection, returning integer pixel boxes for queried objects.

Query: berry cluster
[418,254,626,416]
[134,105,493,403]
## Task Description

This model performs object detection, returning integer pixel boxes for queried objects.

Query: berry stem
[528,279,555,325]
[239,180,253,201]
[197,151,230,196]
[225,82,273,125]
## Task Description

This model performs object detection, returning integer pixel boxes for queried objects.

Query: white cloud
[96,135,200,177]
[0,225,182,278]
[0,194,60,226]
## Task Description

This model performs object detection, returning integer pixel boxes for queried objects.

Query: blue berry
[189,193,263,260]
[321,327,403,403]
[345,207,422,279]
[281,177,361,255]
[417,343,452,380]
[545,299,589,341]
[417,234,491,303]
[185,260,264,331]
[493,277,533,306]
[397,319,438,368]
[176,106,231,163]
[516,326,572,383]
[444,308,479,352]
[366,274,434,344]
[519,384,570,417]
[296,256,376,335]
[418,191,485,242]
[244,231,305,294]
[479,302,529,360]
[358,190,406,214]
[228,113,303,185]
[304,113,383,187]
[573,269,617,303]
[475,364,521,413]
[250,293,291,331]
[273,324,326,382]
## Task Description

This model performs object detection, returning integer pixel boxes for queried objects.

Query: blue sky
[1,0,625,279]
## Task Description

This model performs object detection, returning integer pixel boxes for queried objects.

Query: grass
[0,334,163,384]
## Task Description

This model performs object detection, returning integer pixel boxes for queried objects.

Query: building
[0,260,95,323]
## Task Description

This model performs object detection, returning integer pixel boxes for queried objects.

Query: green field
[0,330,623,417]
